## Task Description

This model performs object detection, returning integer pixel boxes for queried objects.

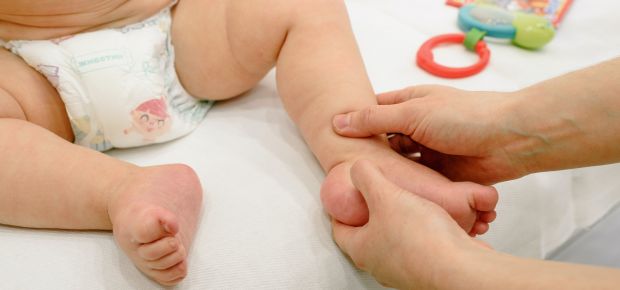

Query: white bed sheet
[2,1,620,289]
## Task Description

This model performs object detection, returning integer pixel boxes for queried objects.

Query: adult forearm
[501,57,620,174]
[441,250,620,290]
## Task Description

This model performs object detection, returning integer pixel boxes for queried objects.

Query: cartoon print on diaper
[124,97,172,142]
[71,115,113,152]
[36,64,60,88]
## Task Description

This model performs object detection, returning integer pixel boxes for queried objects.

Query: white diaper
[2,9,211,151]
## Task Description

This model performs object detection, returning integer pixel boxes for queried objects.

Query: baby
[0,0,498,286]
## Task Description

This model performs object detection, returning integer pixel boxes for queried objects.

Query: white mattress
[2,1,620,289]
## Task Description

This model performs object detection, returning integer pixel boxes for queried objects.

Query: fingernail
[334,114,350,130]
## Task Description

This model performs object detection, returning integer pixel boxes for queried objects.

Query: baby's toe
[133,208,179,244]
[472,185,499,212]
[146,244,187,270]
[479,211,497,223]
[137,236,179,261]
[151,260,188,286]
[458,182,498,213]
[471,221,489,236]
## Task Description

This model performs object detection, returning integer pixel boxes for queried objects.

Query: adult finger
[419,152,499,185]
[377,85,442,105]
[331,219,363,261]
[333,104,415,138]
[349,160,408,211]
[376,88,416,105]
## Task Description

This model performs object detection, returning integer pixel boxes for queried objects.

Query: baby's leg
[0,49,200,285]
[172,0,497,234]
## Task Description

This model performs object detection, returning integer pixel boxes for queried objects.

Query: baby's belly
[0,0,230,99]
[0,0,173,40]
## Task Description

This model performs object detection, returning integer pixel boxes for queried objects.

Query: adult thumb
[333,104,415,138]
[349,160,408,211]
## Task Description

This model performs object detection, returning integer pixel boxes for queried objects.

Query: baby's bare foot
[321,152,498,236]
[108,164,202,286]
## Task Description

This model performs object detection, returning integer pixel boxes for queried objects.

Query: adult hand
[332,160,489,289]
[332,85,528,185]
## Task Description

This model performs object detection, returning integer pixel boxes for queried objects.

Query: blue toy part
[458,4,516,39]
[458,4,555,49]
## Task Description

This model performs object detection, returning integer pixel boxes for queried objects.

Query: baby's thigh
[171,0,293,100]
[0,48,73,140]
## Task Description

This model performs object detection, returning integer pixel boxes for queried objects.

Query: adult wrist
[500,85,599,175]
[488,90,540,178]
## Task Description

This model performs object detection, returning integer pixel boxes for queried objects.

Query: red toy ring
[416,33,490,78]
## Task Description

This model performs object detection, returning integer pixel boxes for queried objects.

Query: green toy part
[464,28,487,51]
[512,13,555,50]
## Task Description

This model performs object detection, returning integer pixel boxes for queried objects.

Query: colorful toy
[417,3,560,78]
[459,4,555,49]
[447,0,573,28]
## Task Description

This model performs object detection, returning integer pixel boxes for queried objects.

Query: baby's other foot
[321,162,369,225]
[321,152,498,236]
[108,164,202,286]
